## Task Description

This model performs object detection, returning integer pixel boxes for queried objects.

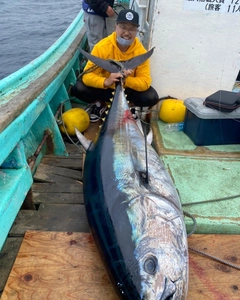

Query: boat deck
[0,141,88,297]
[151,117,240,235]
[1,230,240,299]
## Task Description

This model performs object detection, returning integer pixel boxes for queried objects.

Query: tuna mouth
[159,292,174,300]
[158,278,175,300]
[141,277,177,300]
[161,295,174,300]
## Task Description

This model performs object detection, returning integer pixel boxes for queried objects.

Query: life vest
[82,0,98,15]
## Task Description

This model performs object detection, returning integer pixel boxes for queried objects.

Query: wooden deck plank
[33,164,82,184]
[32,192,84,205]
[32,182,83,193]
[2,232,240,300]
[1,232,116,300]
[9,205,89,236]
[65,143,84,156]
[188,235,240,299]
[83,120,101,141]
[0,237,23,296]
[0,143,86,297]
[40,157,82,169]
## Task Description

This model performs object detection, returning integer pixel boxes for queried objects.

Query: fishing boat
[0,1,240,299]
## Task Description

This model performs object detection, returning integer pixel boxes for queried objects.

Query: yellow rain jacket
[82,32,152,92]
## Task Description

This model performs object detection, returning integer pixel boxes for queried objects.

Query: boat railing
[0,10,87,250]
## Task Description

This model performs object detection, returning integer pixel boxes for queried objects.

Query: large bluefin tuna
[77,49,188,299]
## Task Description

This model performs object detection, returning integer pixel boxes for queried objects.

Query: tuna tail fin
[123,47,155,70]
[78,47,155,73]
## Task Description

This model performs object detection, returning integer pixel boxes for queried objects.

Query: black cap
[116,9,139,27]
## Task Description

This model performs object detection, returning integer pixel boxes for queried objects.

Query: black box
[204,90,240,112]
[183,98,240,146]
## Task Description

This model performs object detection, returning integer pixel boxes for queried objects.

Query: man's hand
[104,69,133,87]
[104,73,122,87]
[122,69,133,78]
[106,6,115,17]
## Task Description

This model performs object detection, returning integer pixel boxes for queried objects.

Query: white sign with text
[184,0,240,13]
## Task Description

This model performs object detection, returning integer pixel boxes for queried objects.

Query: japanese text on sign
[184,0,240,13]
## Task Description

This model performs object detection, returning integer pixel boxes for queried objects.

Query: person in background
[71,9,159,122]
[82,0,115,51]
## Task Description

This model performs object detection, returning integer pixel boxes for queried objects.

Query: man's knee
[126,87,159,107]
[71,80,84,98]
[71,80,112,104]
[147,87,159,107]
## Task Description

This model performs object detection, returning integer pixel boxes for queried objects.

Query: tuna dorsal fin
[79,47,155,73]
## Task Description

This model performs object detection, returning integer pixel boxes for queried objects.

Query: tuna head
[125,194,188,300]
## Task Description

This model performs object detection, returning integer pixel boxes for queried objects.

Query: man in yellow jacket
[72,9,159,122]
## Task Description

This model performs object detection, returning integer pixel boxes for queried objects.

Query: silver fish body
[82,81,188,299]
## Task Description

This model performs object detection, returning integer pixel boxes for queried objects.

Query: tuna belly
[84,187,143,299]
[83,143,141,298]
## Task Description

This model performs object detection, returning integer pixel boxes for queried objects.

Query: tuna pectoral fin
[78,47,155,73]
[75,128,91,150]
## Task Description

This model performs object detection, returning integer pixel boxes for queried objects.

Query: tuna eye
[144,256,158,275]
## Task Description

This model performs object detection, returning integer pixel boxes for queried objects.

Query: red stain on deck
[189,256,230,300]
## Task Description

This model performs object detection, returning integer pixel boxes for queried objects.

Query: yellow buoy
[59,108,90,136]
[159,99,186,123]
